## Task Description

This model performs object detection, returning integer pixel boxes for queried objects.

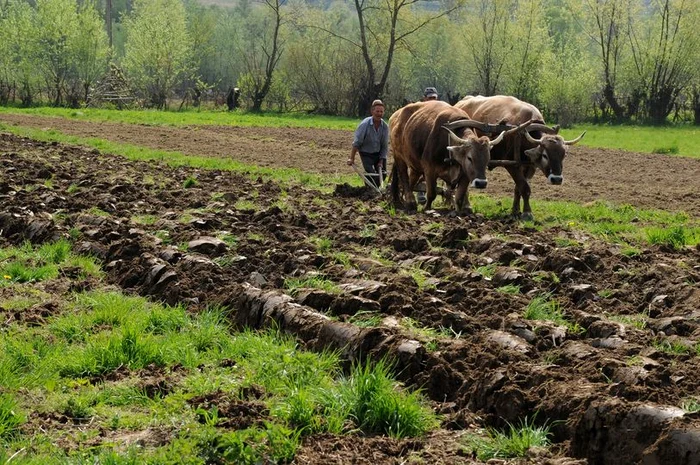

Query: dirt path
[1,113,699,218]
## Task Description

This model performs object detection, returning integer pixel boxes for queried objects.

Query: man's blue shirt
[352,117,389,159]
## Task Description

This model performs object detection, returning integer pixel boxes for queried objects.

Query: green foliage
[60,327,166,377]
[123,0,194,109]
[310,236,332,254]
[463,416,552,460]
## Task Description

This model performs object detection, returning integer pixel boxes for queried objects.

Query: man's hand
[347,158,354,166]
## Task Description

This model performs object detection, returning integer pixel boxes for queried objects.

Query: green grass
[401,266,437,292]
[347,311,383,328]
[463,416,552,460]
[559,124,700,159]
[652,338,694,356]
[473,263,497,279]
[496,284,521,294]
[283,275,341,296]
[309,236,333,254]
[681,397,700,413]
[467,195,700,247]
[0,394,24,440]
[607,311,648,330]
[524,294,584,334]
[0,240,102,286]
[340,358,439,438]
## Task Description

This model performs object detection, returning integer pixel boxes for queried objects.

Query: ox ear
[524,147,542,162]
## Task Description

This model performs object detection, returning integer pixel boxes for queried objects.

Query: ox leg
[520,168,535,221]
[453,180,472,215]
[424,171,438,211]
[508,167,532,220]
[409,171,424,205]
[399,162,417,211]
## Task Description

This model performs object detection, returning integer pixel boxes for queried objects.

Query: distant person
[423,87,439,101]
[348,99,389,188]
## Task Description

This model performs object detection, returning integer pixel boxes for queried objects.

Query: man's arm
[348,119,366,165]
[348,145,359,166]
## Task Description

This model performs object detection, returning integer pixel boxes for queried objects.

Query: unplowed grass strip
[3,107,700,158]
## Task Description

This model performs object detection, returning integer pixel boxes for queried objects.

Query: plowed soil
[1,113,699,218]
[1,116,700,464]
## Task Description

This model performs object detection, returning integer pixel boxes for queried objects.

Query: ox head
[523,130,586,185]
[442,127,508,189]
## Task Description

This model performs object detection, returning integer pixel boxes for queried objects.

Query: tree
[628,0,697,124]
[237,0,286,112]
[465,0,513,96]
[70,0,110,104]
[122,0,193,108]
[0,0,40,105]
[308,0,460,116]
[35,0,79,106]
[580,0,636,121]
[397,17,470,104]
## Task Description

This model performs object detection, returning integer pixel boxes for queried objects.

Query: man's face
[372,105,385,119]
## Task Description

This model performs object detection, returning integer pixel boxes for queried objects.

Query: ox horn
[525,123,559,135]
[564,131,586,145]
[442,126,470,145]
[491,119,533,147]
[523,130,542,145]
[443,119,489,133]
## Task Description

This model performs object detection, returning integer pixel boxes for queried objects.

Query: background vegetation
[2,0,700,124]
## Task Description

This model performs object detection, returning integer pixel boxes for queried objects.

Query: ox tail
[390,164,401,206]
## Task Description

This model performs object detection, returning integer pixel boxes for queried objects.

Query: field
[1,111,700,464]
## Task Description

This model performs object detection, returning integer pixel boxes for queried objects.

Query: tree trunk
[603,83,625,122]
[692,89,700,126]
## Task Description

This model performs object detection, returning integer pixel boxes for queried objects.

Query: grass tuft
[463,416,552,460]
[341,358,438,438]
[0,394,25,439]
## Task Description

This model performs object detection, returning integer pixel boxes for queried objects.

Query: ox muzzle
[548,174,563,185]
[470,178,488,189]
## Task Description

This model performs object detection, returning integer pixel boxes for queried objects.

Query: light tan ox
[390,100,528,213]
[455,95,585,220]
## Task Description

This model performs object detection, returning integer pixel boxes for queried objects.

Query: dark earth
[1,115,700,464]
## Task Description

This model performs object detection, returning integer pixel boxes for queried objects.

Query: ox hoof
[521,212,534,222]
[404,202,418,212]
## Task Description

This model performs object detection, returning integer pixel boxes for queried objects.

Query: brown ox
[390,101,516,213]
[455,95,585,221]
